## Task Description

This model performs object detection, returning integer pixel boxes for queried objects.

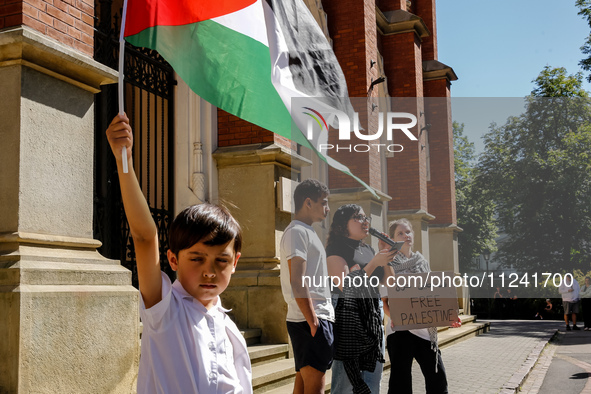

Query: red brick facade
[217,109,294,149]
[1,0,94,56]
[323,0,382,190]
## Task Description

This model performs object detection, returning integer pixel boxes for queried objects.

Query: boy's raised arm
[106,114,162,308]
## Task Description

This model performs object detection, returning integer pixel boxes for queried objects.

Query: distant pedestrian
[580,277,591,330]
[559,274,581,331]
[534,299,552,320]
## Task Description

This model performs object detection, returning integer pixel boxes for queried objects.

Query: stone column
[0,26,139,393]
[213,144,311,344]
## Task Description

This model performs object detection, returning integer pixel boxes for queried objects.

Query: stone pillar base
[0,233,139,393]
[0,26,138,393]
[428,224,466,312]
[221,264,286,344]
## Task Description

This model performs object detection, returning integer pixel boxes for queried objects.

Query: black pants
[583,298,591,328]
[387,331,448,394]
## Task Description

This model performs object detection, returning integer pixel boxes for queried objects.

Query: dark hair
[326,204,362,246]
[168,203,242,256]
[293,179,329,212]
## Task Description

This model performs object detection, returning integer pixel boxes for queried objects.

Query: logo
[303,107,328,138]
[302,108,418,153]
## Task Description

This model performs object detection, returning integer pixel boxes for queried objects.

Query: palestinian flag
[123,0,374,194]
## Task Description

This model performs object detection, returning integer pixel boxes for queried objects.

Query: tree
[577,0,591,82]
[477,67,591,272]
[454,121,498,272]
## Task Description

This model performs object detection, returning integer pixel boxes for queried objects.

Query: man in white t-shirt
[280,179,334,394]
[559,274,581,331]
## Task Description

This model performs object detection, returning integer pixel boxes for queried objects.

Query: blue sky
[438,0,591,97]
[436,0,591,152]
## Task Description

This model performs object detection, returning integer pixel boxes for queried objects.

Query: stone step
[241,328,262,345]
[252,358,297,393]
[248,344,290,367]
[439,318,490,349]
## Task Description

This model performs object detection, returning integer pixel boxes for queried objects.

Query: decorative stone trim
[387,208,435,222]
[0,26,117,93]
[213,143,311,170]
[423,59,458,82]
[376,8,430,39]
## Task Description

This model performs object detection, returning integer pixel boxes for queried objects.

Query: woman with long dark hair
[326,204,395,394]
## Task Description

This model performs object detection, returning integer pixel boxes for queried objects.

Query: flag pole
[118,0,130,173]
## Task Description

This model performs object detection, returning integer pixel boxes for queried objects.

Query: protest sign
[386,271,459,330]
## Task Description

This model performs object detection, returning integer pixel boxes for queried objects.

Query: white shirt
[280,220,334,322]
[559,278,581,302]
[138,272,252,394]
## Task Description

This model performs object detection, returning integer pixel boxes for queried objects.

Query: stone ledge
[429,223,463,234]
[0,231,102,249]
[0,260,132,286]
[387,208,436,222]
[423,59,458,82]
[376,8,430,38]
[329,186,392,203]
[0,26,118,93]
[213,143,312,170]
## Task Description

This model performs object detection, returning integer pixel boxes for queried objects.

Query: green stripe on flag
[126,20,296,139]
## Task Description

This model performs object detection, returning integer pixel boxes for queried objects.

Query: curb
[498,329,559,393]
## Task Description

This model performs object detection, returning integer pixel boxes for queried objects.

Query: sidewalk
[521,324,591,394]
[380,320,563,394]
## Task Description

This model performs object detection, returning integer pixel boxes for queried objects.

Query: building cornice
[423,59,458,82]
[212,143,312,170]
[376,8,430,39]
[0,26,118,93]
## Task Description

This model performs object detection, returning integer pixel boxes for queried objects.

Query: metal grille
[93,0,176,287]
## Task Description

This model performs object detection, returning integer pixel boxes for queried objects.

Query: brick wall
[377,0,406,11]
[322,0,382,191]
[217,109,293,149]
[425,79,456,224]
[381,28,428,212]
[416,0,438,61]
[1,0,94,56]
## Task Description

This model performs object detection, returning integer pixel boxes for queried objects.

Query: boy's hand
[106,114,133,162]
[309,317,319,337]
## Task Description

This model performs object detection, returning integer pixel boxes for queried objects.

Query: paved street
[380,320,564,393]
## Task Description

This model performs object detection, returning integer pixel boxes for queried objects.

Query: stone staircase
[249,314,490,393]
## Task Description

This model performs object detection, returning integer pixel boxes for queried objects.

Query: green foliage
[454,122,498,272]
[477,67,591,272]
[577,0,591,82]
[531,66,587,97]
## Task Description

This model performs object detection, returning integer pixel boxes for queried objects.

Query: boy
[280,179,334,394]
[106,114,252,393]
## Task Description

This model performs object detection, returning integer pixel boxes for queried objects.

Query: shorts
[286,319,334,373]
[564,301,580,314]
